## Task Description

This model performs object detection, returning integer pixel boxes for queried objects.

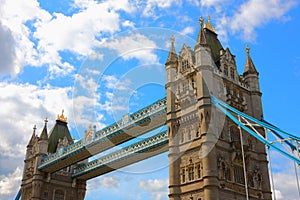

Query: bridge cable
[293,152,300,198]
[211,94,300,165]
[238,115,249,200]
[265,128,276,200]
[268,147,276,200]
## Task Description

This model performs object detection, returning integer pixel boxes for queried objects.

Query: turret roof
[195,16,224,63]
[244,44,258,75]
[39,118,48,140]
[166,35,178,63]
[47,112,73,153]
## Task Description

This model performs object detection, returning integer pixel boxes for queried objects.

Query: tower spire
[166,35,178,63]
[244,44,258,75]
[40,118,48,140]
[28,125,37,146]
[196,16,207,45]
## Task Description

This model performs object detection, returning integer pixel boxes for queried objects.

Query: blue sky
[0,0,300,199]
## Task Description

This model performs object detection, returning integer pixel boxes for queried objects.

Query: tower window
[181,60,190,71]
[230,68,235,79]
[54,189,64,200]
[224,65,228,76]
[181,131,184,143]
[230,126,240,142]
[191,78,195,89]
[225,167,231,181]
[234,165,244,184]
[197,164,201,179]
[182,169,186,183]
[188,131,192,141]
[43,191,48,200]
[189,167,194,181]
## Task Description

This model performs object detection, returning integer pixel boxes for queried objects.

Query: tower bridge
[17,16,300,200]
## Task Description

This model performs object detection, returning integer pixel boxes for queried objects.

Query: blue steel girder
[72,130,169,180]
[38,97,167,173]
[211,94,300,165]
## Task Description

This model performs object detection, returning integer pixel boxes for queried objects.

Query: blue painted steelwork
[211,94,300,164]
[38,97,167,171]
[262,119,298,152]
[72,130,168,179]
[14,189,21,200]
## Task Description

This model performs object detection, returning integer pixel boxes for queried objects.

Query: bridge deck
[72,131,169,180]
[38,98,167,173]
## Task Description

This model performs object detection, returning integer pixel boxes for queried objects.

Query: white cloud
[0,82,73,156]
[139,179,168,200]
[181,26,194,35]
[73,0,135,14]
[0,0,50,77]
[200,0,226,7]
[0,81,101,162]
[104,33,159,64]
[0,22,17,76]
[100,175,120,188]
[143,0,181,17]
[0,0,136,78]
[48,62,75,79]
[122,20,136,29]
[33,6,119,55]
[272,165,300,200]
[75,74,99,96]
[268,150,300,200]
[0,167,22,198]
[228,0,297,40]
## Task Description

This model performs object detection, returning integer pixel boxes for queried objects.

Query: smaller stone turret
[194,16,212,67]
[37,119,49,156]
[243,44,260,92]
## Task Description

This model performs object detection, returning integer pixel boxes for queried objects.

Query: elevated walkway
[72,130,168,180]
[38,98,167,173]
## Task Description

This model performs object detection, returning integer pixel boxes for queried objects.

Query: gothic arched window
[188,167,194,181]
[181,59,190,71]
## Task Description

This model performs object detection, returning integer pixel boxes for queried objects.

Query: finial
[57,109,67,122]
[204,15,215,33]
[44,118,48,125]
[199,16,203,27]
[170,35,175,44]
[246,44,250,54]
[33,124,37,132]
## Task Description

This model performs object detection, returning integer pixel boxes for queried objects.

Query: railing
[94,97,166,138]
[39,97,167,169]
[72,130,168,177]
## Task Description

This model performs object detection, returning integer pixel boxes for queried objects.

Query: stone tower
[21,112,86,200]
[166,16,271,200]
